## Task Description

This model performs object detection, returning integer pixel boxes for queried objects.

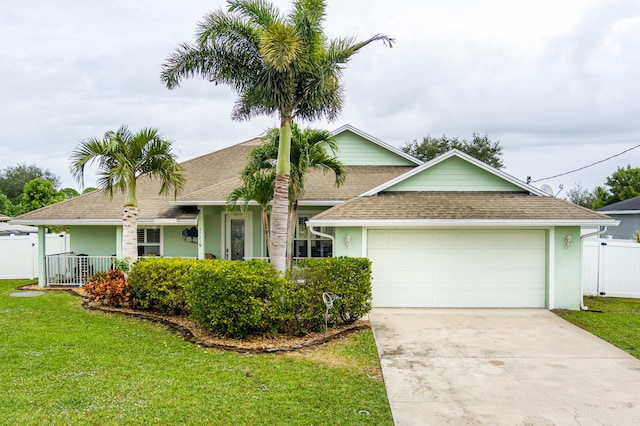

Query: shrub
[128,258,195,314]
[184,259,287,339]
[288,257,372,330]
[83,269,130,307]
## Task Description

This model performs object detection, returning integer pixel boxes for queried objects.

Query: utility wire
[530,143,640,183]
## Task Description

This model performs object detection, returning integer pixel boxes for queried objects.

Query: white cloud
[1,0,639,194]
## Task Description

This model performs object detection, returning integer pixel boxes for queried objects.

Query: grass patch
[555,296,640,359]
[0,280,391,425]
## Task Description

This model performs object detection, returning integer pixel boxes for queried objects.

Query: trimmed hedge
[128,258,196,314]
[184,259,286,339]
[126,256,372,339]
[287,257,372,332]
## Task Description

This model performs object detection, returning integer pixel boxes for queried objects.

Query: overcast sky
[2,0,639,197]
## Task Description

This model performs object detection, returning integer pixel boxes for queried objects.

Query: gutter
[308,226,335,257]
[580,226,608,311]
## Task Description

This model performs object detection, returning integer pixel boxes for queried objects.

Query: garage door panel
[368,229,546,308]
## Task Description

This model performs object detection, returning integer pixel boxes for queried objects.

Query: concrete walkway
[369,308,640,426]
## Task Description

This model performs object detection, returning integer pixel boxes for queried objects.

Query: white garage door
[368,229,546,308]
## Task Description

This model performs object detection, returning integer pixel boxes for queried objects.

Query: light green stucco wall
[163,226,198,258]
[201,206,223,259]
[198,206,265,259]
[553,226,582,310]
[333,130,415,166]
[69,226,117,256]
[250,207,265,258]
[387,156,523,192]
[334,227,363,257]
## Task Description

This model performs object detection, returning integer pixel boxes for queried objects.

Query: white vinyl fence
[583,238,640,298]
[0,233,70,280]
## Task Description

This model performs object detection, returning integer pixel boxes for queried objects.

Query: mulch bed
[18,284,370,353]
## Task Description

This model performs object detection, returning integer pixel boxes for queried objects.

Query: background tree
[565,184,599,209]
[59,187,80,199]
[401,133,504,169]
[593,165,640,209]
[16,178,65,214]
[161,0,392,273]
[69,126,185,265]
[0,163,61,205]
[0,191,15,217]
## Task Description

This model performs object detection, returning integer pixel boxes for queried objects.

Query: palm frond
[227,0,282,28]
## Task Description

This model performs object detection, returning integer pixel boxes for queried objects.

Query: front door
[226,217,246,260]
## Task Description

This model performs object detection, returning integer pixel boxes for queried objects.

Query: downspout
[308,226,335,257]
[580,226,608,311]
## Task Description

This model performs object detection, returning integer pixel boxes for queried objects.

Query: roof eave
[174,200,345,207]
[174,200,227,206]
[307,218,620,228]
[596,210,640,215]
[10,218,198,226]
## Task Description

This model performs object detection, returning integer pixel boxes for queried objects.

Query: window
[137,227,161,256]
[293,215,334,259]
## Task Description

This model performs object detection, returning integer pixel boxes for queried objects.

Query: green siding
[387,156,523,192]
[69,226,117,256]
[334,227,363,257]
[333,129,415,166]
[553,226,582,310]
[163,226,198,258]
[249,207,265,258]
[202,206,223,259]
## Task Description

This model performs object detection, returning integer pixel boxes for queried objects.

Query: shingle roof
[15,139,261,223]
[178,165,414,203]
[14,137,415,222]
[596,196,640,212]
[311,192,612,222]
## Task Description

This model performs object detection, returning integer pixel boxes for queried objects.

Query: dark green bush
[128,258,196,314]
[288,257,372,331]
[184,259,288,339]
[127,256,372,339]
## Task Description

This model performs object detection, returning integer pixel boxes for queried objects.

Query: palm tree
[227,169,275,257]
[161,0,392,272]
[229,124,346,266]
[69,126,185,265]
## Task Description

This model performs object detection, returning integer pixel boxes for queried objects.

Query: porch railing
[45,253,117,286]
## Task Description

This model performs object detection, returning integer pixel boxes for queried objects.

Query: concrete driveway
[369,309,640,426]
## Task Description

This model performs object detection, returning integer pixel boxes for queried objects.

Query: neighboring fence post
[37,227,46,287]
[597,239,606,296]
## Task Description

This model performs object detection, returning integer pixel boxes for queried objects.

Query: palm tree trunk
[262,209,273,259]
[271,174,289,273]
[270,116,293,273]
[286,200,298,270]
[122,206,138,267]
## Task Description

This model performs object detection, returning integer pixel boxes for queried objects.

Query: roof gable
[362,149,546,196]
[332,125,421,166]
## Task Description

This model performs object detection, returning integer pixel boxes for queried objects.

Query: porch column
[197,210,205,260]
[38,226,46,287]
[115,226,123,258]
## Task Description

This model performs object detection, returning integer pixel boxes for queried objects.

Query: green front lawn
[0,280,392,425]
[555,296,640,359]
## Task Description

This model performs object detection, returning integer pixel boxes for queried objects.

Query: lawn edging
[83,302,371,353]
[19,283,371,354]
